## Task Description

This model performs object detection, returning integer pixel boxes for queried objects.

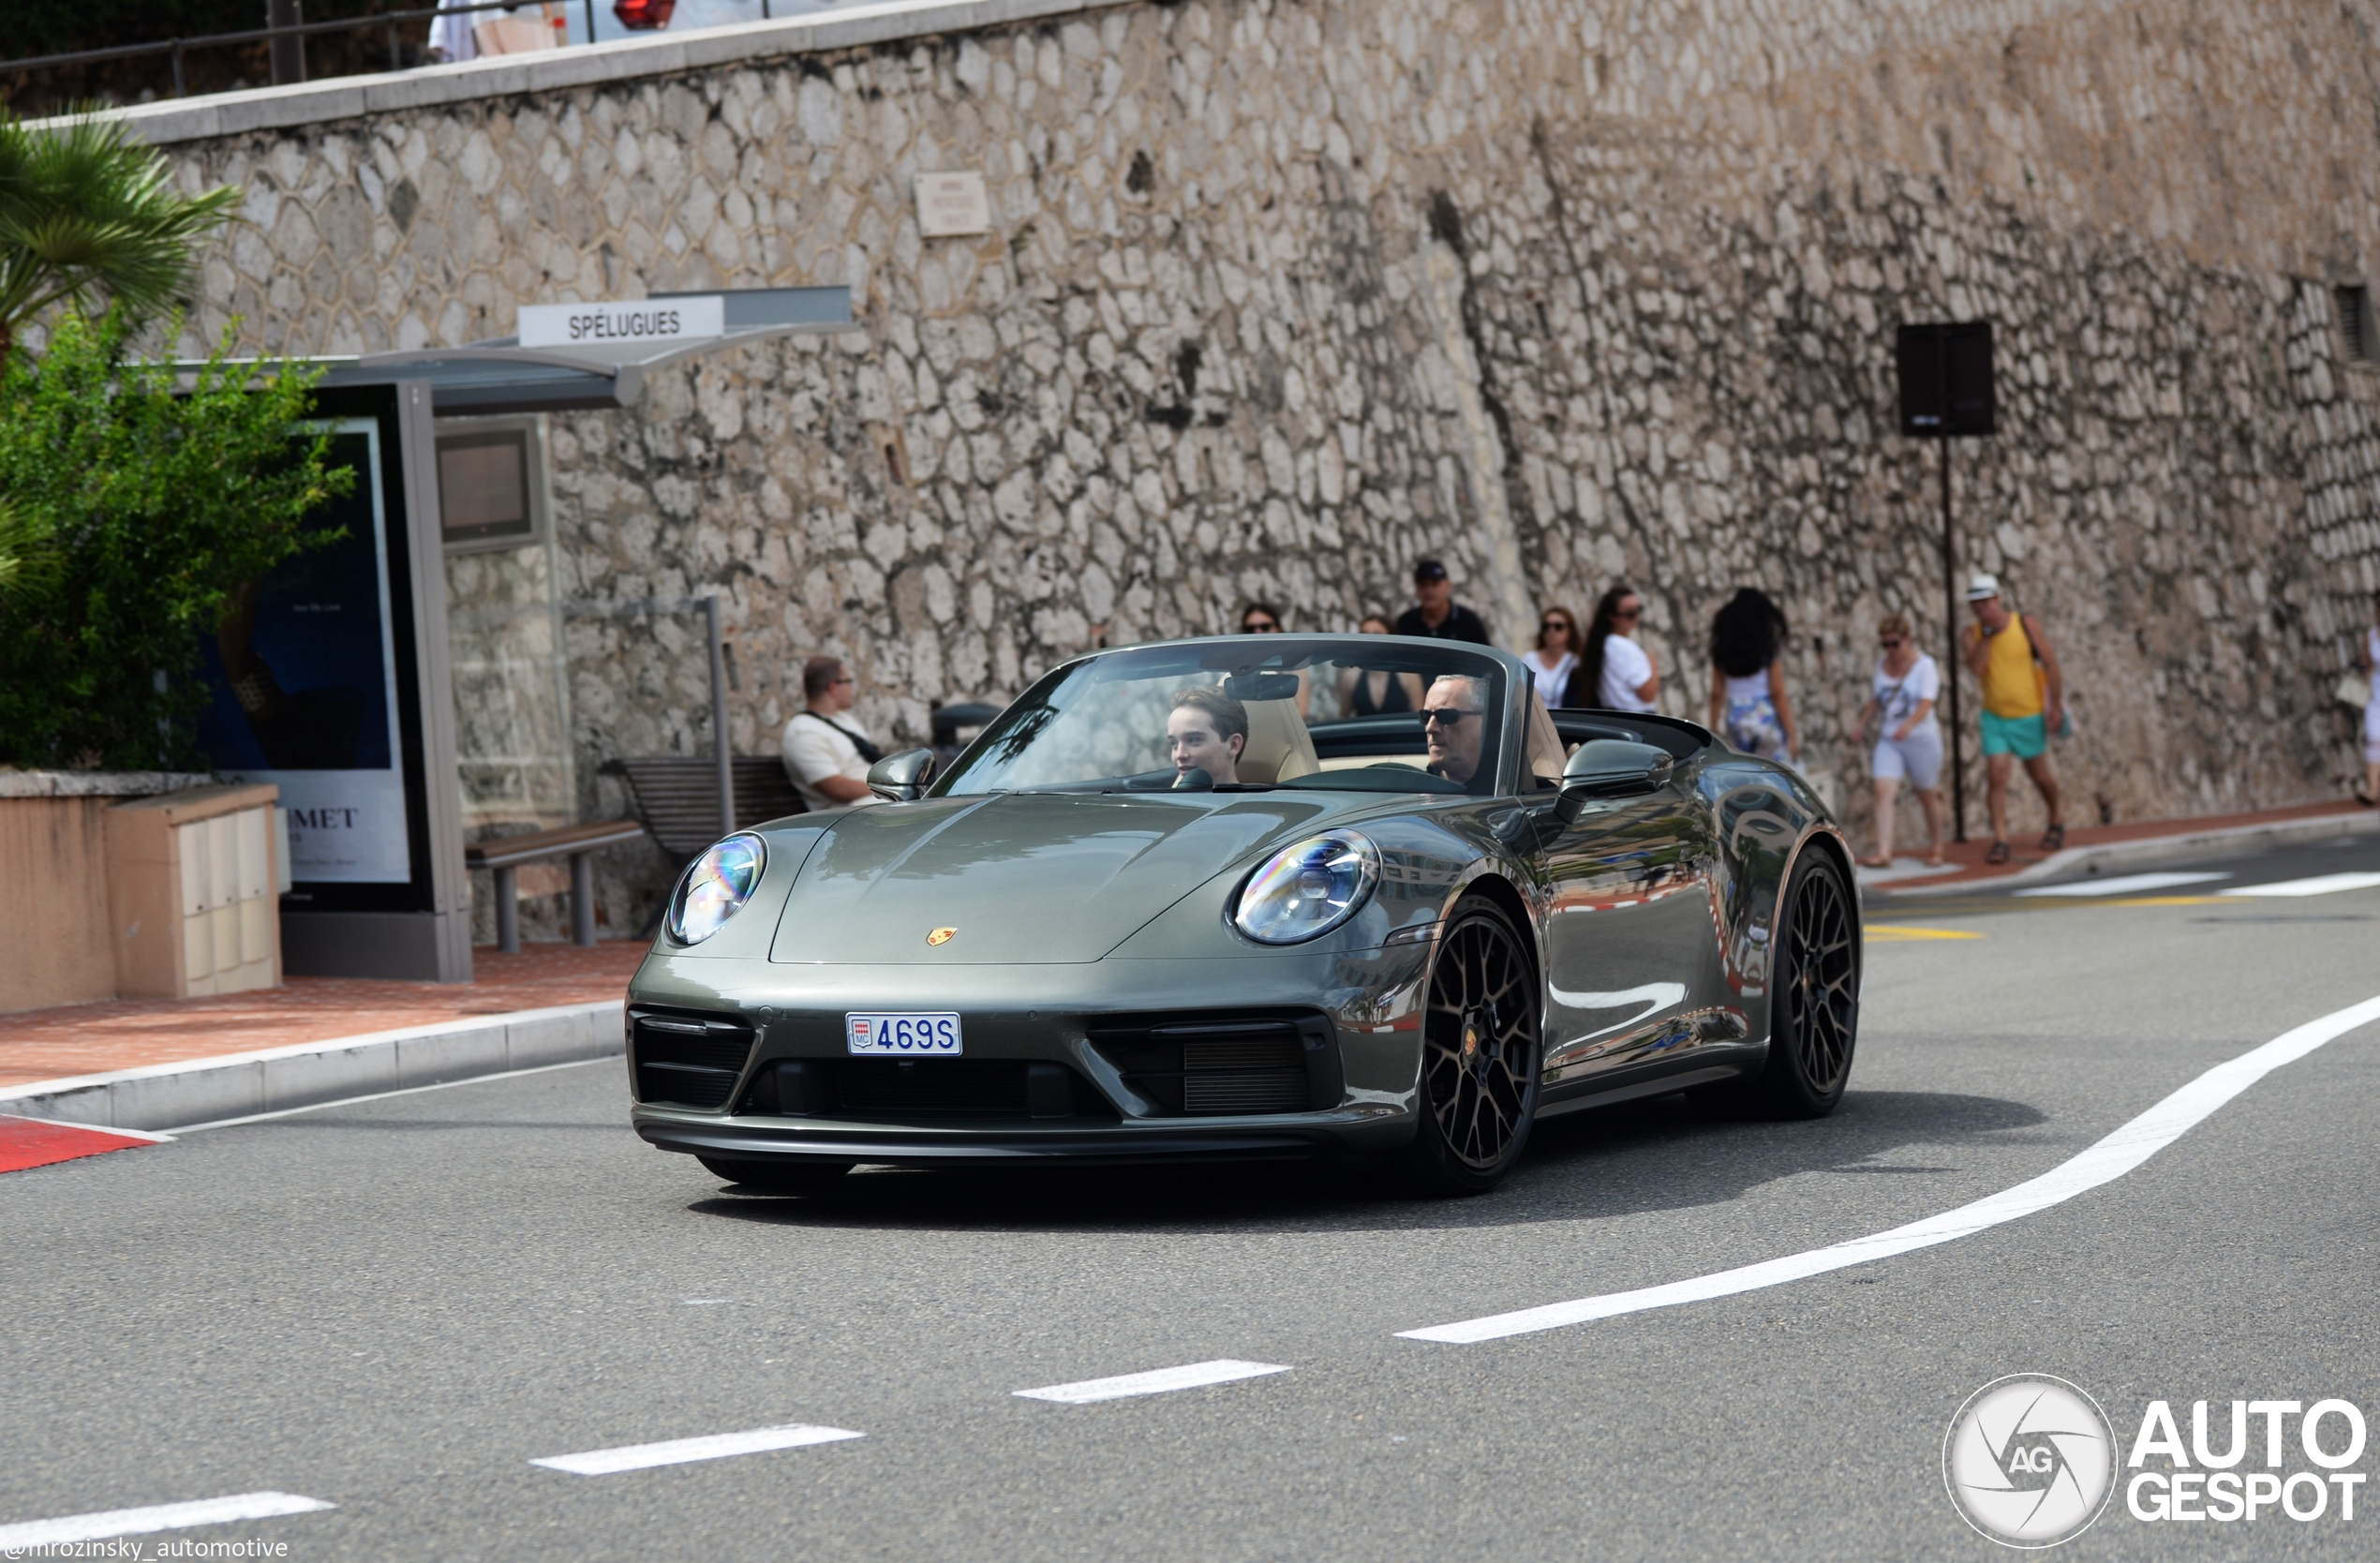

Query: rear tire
[697,1156,855,1195]
[1738,849,1860,1118]
[1390,896,1540,1197]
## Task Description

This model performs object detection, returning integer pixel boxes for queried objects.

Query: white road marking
[0,1115,175,1143]
[2219,872,2380,899]
[532,1424,863,1475]
[1015,1360,1292,1404]
[2013,871,2231,898]
[1399,992,2380,1345]
[0,1492,334,1548]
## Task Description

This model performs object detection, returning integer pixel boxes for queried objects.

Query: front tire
[1743,849,1860,1117]
[697,1156,855,1195]
[1391,895,1540,1196]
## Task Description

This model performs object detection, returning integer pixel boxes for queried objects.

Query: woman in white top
[1522,604,1584,707]
[1579,585,1659,712]
[1855,612,1945,866]
[1703,588,1798,765]
[2358,590,2380,807]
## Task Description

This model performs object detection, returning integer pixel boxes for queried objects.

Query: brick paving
[0,943,644,1091]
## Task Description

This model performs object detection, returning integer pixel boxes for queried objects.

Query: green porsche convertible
[625,633,1860,1197]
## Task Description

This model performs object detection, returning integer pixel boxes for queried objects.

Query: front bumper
[625,948,1433,1169]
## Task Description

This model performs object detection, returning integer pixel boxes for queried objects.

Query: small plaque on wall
[915,171,990,237]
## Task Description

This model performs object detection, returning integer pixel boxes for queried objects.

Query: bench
[466,819,650,952]
[600,756,808,858]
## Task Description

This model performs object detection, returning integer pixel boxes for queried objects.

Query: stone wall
[113,0,2380,933]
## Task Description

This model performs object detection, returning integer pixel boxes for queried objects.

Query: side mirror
[1554,739,1674,826]
[866,747,936,802]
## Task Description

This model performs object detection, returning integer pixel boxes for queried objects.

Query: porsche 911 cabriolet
[625,633,1860,1196]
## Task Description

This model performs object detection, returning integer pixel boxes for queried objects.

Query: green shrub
[0,310,352,769]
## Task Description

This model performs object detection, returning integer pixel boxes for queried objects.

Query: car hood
[767,791,1342,963]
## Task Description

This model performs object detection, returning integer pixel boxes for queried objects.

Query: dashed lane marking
[0,1492,334,1549]
[2015,871,2232,898]
[2221,872,2380,899]
[1397,992,2380,1345]
[1015,1360,1293,1405]
[531,1424,864,1476]
[1864,926,1984,942]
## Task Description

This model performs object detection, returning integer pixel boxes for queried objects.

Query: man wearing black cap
[1393,558,1493,645]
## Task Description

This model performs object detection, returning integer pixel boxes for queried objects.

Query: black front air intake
[1086,1012,1340,1115]
[630,1009,756,1109]
[737,1058,1112,1122]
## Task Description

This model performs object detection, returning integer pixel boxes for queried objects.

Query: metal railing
[0,2,781,100]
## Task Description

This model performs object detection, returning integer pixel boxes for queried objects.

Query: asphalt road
[7,829,2380,1561]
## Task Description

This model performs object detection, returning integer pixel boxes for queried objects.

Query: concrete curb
[0,1000,624,1134]
[1879,808,2380,898]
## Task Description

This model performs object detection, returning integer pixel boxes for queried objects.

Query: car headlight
[1232,831,1379,945]
[667,833,766,945]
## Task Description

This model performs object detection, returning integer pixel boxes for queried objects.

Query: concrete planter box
[0,772,284,1014]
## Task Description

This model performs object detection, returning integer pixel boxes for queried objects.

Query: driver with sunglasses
[1421,675,1488,785]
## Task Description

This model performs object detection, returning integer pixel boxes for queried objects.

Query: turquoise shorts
[1980,709,2047,760]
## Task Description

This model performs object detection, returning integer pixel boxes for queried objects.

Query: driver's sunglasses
[1241,618,1280,633]
[1422,708,1477,727]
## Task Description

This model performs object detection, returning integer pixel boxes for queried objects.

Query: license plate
[845,1012,962,1056]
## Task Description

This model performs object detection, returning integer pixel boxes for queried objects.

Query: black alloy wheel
[1394,895,1540,1196]
[1749,850,1860,1117]
[697,1156,855,1195]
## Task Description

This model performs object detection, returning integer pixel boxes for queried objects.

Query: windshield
[935,638,1512,797]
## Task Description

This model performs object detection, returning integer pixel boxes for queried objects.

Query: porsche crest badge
[927,927,958,946]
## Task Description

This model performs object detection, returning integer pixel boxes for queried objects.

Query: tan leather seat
[1236,698,1320,783]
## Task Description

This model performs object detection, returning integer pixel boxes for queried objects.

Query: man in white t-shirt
[781,656,882,811]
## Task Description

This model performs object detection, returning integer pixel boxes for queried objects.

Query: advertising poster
[195,418,413,884]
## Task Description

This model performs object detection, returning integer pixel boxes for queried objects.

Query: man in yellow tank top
[1960,573,2066,864]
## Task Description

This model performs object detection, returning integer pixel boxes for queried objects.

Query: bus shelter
[191,286,855,982]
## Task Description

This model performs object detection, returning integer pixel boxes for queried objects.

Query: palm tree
[0,110,240,365]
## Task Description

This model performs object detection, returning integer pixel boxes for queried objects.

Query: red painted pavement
[0,1116,162,1175]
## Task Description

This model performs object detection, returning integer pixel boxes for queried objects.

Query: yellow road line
[1865,925,1986,942]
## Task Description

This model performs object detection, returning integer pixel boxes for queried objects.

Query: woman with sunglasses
[1524,606,1585,707]
[1579,586,1659,713]
[1856,612,1946,867]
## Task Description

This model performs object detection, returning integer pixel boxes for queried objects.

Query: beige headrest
[1237,697,1319,783]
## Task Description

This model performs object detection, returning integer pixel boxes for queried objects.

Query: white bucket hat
[1964,572,2002,602]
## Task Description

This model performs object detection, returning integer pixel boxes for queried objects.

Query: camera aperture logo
[1944,1375,2117,1548]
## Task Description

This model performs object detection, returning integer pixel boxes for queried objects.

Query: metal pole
[171,42,186,96]
[1941,437,1966,843]
[584,0,597,43]
[705,592,736,839]
[266,0,306,84]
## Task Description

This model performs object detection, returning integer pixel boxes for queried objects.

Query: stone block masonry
[98,0,2380,923]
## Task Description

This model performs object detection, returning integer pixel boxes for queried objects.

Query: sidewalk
[1856,798,2377,897]
[0,942,644,1093]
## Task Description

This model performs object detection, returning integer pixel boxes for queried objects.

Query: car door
[1535,757,1720,1092]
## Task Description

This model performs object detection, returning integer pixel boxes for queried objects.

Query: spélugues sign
[517,295,724,349]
